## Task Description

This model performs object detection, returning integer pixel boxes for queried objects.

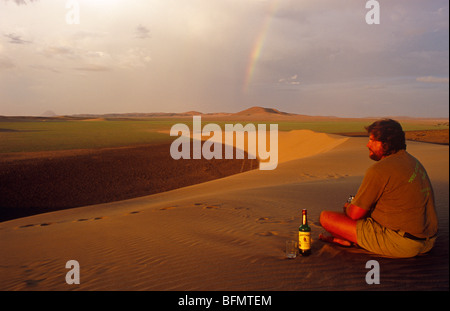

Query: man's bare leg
[319,211,358,247]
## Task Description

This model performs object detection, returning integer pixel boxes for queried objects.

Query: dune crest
[277,130,349,164]
[198,129,348,165]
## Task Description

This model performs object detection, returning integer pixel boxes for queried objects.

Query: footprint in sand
[159,206,176,211]
[326,173,350,179]
[203,205,220,210]
[257,217,268,223]
[18,224,36,229]
[24,278,46,287]
[122,211,142,216]
[327,173,342,179]
[302,173,316,178]
[193,202,221,210]
[256,231,279,237]
[234,206,250,211]
[74,216,106,222]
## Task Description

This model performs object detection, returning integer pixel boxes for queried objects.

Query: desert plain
[0,108,448,291]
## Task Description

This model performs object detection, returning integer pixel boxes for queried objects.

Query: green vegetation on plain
[0,118,448,153]
[0,120,178,153]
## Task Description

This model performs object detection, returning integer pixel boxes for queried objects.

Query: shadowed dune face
[0,142,258,222]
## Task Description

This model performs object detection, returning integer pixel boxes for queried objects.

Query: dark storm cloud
[4,33,32,44]
[3,0,38,5]
[135,25,151,39]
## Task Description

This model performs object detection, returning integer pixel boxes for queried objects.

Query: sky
[0,0,448,118]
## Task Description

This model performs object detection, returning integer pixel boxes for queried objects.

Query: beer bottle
[298,209,311,256]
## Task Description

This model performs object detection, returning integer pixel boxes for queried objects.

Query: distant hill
[233,106,292,116]
[183,111,204,116]
[41,110,57,117]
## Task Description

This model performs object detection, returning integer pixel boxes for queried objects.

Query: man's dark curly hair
[365,119,406,156]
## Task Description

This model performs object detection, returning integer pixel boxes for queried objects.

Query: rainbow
[242,0,280,93]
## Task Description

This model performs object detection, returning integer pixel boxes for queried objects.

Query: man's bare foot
[319,233,353,247]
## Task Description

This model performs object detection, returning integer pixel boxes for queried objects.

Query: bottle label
[299,232,311,250]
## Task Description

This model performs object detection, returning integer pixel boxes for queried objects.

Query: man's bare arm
[344,203,369,220]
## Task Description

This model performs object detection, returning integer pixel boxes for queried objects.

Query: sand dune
[0,130,448,291]
[277,130,349,164]
[184,127,348,160]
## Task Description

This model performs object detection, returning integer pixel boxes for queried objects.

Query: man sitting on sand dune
[319,119,438,258]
